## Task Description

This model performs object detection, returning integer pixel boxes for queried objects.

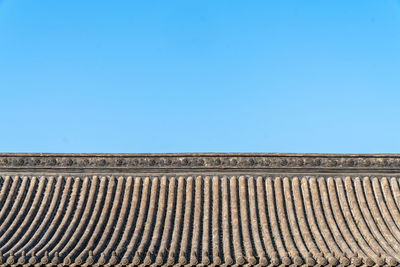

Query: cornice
[0,153,400,172]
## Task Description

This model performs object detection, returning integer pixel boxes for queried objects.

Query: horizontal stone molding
[0,153,400,172]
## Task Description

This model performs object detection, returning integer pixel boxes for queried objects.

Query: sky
[0,1,400,153]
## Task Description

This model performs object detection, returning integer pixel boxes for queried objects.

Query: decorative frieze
[0,154,399,170]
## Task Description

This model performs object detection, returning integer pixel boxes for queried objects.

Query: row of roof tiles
[0,175,400,266]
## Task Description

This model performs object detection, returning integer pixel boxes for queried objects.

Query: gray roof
[0,153,399,266]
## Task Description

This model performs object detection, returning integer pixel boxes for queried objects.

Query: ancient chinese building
[0,153,400,266]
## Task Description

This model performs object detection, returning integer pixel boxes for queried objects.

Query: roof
[0,153,400,266]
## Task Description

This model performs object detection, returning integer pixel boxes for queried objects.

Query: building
[0,153,399,266]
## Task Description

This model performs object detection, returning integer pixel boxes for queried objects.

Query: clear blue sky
[1,1,400,153]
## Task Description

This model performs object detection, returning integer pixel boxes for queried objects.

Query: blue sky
[0,1,400,153]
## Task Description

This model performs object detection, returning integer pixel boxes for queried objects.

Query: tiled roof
[0,154,400,266]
